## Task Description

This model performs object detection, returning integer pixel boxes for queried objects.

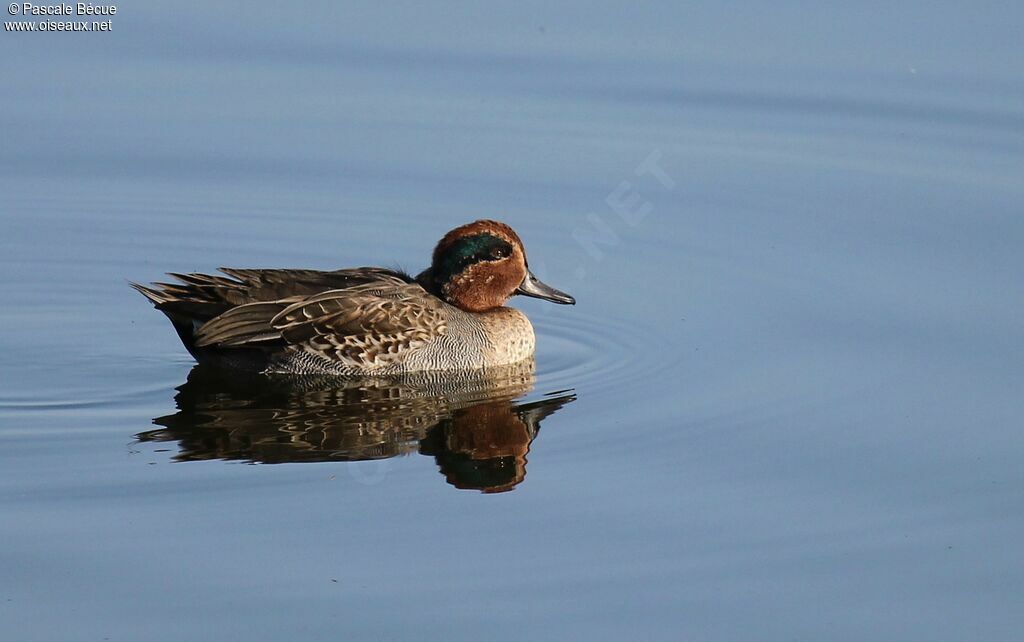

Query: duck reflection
[137,359,574,493]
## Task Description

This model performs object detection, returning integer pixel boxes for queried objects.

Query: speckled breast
[476,307,536,367]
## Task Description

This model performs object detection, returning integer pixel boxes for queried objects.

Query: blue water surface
[1,2,1023,640]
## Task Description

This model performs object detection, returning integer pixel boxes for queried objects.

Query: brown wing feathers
[134,269,443,368]
[192,300,297,347]
[270,284,444,367]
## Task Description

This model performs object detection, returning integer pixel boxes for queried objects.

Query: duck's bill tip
[516,270,575,305]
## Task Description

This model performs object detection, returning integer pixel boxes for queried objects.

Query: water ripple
[533,310,667,396]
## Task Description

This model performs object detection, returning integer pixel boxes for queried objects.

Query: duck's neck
[415,268,443,298]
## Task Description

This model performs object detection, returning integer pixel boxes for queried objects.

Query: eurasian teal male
[132,220,575,374]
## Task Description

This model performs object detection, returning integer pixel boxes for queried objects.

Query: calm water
[2,3,1023,640]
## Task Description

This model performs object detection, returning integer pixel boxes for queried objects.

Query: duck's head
[421,220,575,313]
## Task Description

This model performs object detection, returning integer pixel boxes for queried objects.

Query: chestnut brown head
[423,220,575,313]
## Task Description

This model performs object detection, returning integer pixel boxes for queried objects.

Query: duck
[132,220,575,375]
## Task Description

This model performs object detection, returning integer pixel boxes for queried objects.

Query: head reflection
[138,360,574,493]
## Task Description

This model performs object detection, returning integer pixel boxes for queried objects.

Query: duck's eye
[490,247,510,260]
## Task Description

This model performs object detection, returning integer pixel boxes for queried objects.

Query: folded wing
[193,279,447,370]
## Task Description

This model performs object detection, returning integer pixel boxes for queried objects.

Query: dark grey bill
[516,269,576,305]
